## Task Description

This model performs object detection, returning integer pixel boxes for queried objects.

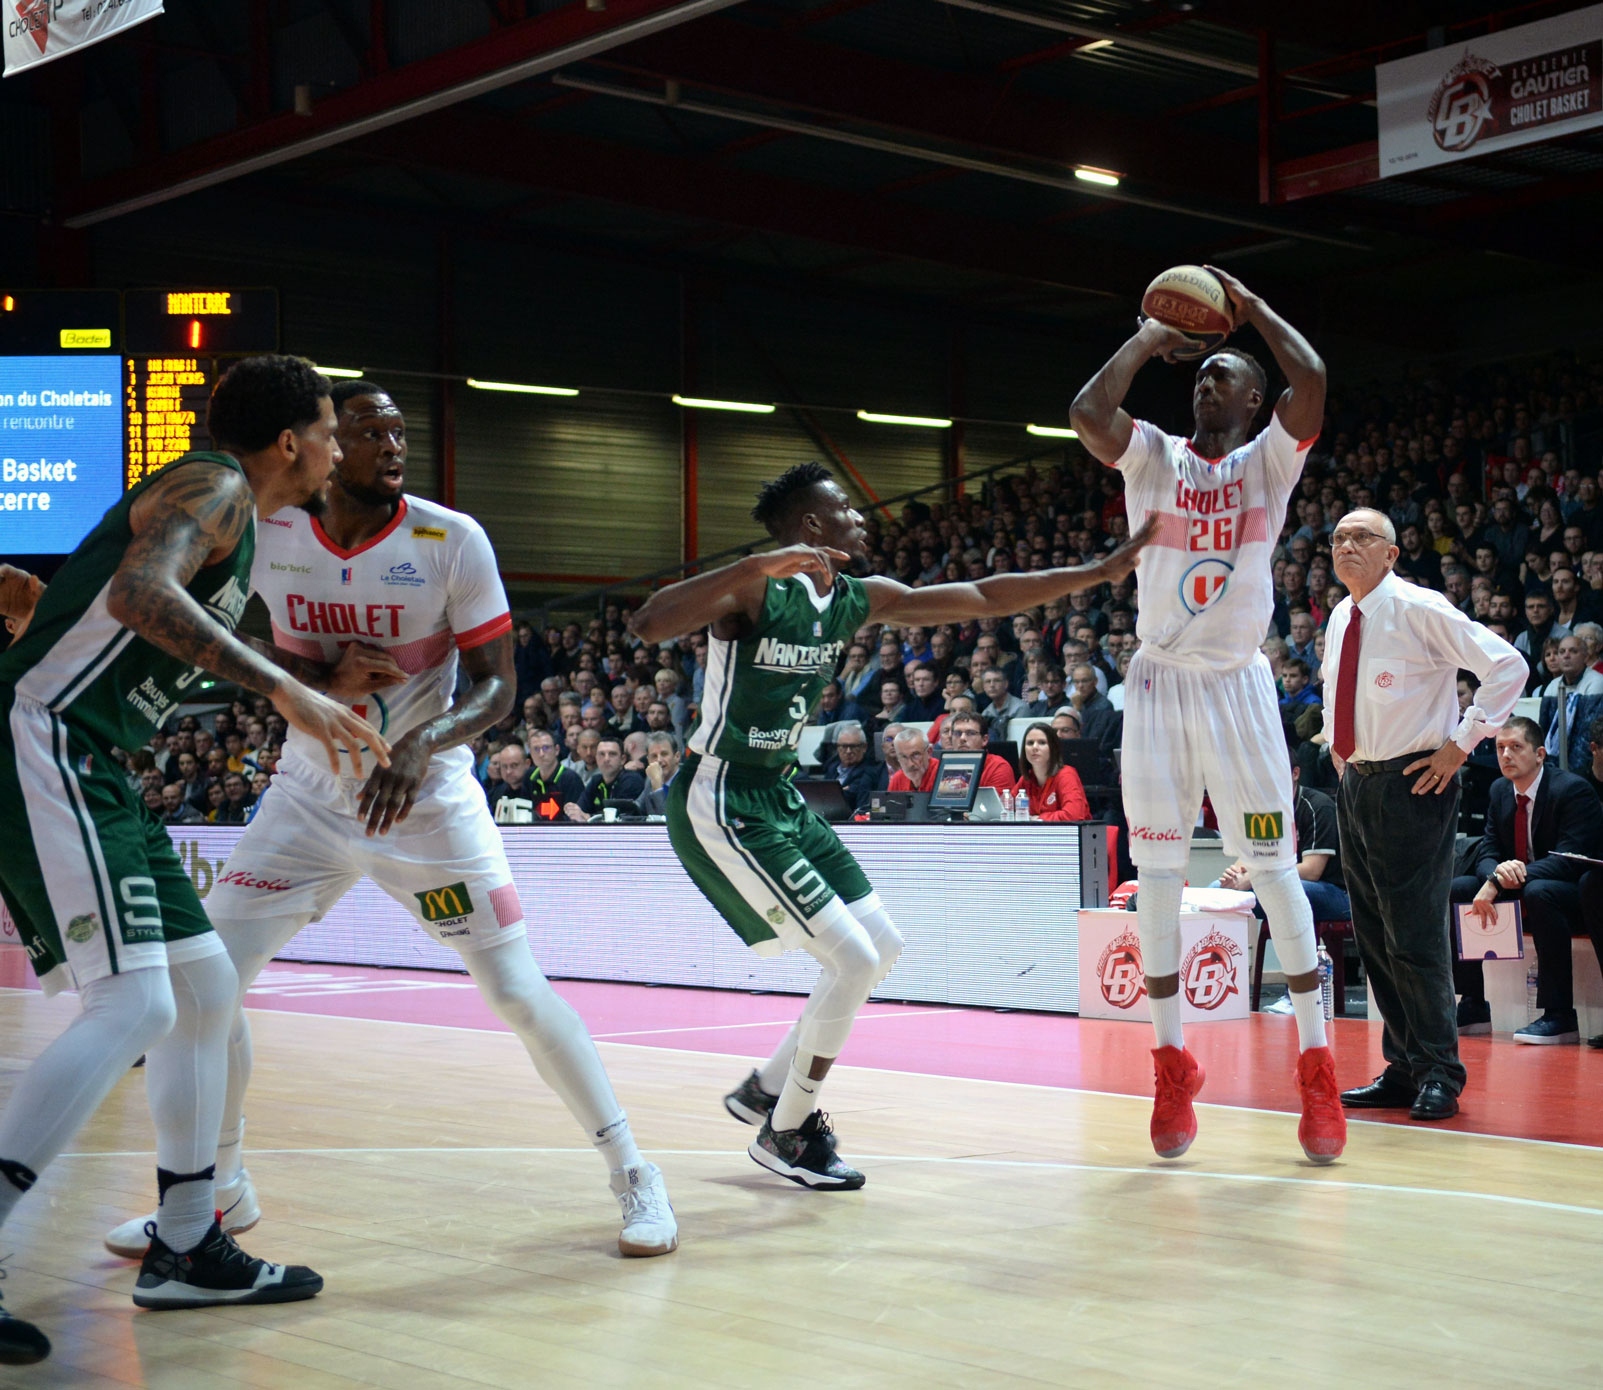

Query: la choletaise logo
[382,561,425,588]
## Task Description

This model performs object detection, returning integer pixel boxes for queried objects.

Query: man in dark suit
[822,722,877,814]
[1450,716,1603,1043]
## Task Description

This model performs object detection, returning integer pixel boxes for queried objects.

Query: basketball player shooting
[100,380,678,1263]
[630,464,1152,1189]
[1069,266,1345,1165]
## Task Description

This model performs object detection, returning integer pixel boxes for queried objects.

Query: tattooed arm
[106,460,391,775]
[358,631,514,835]
[238,635,406,701]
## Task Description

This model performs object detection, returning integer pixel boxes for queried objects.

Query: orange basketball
[1140,265,1233,360]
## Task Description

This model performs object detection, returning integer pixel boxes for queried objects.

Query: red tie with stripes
[1514,793,1531,864]
[1333,607,1361,762]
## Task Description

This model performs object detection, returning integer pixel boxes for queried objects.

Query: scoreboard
[0,288,279,558]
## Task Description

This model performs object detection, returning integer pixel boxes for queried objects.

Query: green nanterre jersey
[0,452,255,752]
[687,570,871,771]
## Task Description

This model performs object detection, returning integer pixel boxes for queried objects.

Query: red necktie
[1333,607,1361,761]
[1514,792,1531,864]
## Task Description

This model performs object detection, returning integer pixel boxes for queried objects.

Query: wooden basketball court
[3,976,1598,1388]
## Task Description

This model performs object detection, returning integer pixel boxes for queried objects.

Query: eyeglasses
[1331,530,1390,550]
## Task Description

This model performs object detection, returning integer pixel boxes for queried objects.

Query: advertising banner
[5,0,164,78]
[1377,5,1603,176]
[1077,909,1250,1023]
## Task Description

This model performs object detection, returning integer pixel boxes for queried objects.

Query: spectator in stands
[1451,717,1603,1042]
[1485,497,1531,575]
[1068,664,1117,747]
[1026,665,1068,717]
[823,722,876,814]
[214,772,254,826]
[1515,589,1566,677]
[622,730,650,773]
[516,730,583,822]
[979,666,1028,730]
[172,750,210,812]
[564,727,600,782]
[1538,634,1603,771]
[1050,707,1083,744]
[640,732,681,816]
[887,727,938,794]
[838,643,877,704]
[929,693,977,748]
[159,781,205,826]
[928,629,957,680]
[1013,723,1090,821]
[868,677,908,744]
[903,664,946,722]
[1286,610,1320,673]
[1552,565,1600,629]
[1280,658,1320,715]
[487,741,540,824]
[567,733,647,821]
[1220,748,1348,923]
[652,667,689,735]
[943,713,1016,794]
[609,682,645,736]
[1394,523,1443,588]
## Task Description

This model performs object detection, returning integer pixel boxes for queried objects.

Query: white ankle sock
[591,1114,644,1174]
[155,1165,216,1253]
[757,1024,799,1095]
[1150,994,1184,1050]
[1290,989,1328,1050]
[772,1057,821,1132]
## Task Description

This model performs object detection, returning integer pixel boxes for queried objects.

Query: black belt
[1346,750,1441,776]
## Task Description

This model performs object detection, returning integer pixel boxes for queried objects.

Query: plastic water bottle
[1316,941,1334,1021]
[1015,789,1031,822]
[1001,789,1014,820]
[1527,956,1540,1022]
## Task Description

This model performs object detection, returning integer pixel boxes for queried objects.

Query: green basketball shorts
[0,690,220,995]
[666,753,873,956]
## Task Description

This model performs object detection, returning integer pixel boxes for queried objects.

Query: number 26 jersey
[1113,412,1314,670]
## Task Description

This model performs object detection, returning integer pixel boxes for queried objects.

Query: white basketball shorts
[1120,648,1296,872]
[203,753,526,953]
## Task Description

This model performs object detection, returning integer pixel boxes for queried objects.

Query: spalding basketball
[1140,265,1233,360]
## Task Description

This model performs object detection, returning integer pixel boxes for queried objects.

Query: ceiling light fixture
[1079,39,1113,52]
[672,394,775,413]
[467,377,580,396]
[857,410,952,428]
[1073,166,1121,188]
[316,365,366,379]
[1026,424,1079,438]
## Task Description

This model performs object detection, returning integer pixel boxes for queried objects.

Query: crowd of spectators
[113,700,284,827]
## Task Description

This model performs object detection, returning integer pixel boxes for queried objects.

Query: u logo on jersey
[1179,558,1233,615]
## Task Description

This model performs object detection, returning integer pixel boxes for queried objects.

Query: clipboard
[1453,900,1524,961]
[1555,851,1603,870]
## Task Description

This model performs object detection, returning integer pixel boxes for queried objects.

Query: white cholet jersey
[1112,411,1314,670]
[252,495,511,781]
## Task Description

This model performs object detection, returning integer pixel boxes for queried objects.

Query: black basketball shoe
[723,1069,778,1127]
[0,1267,49,1365]
[748,1112,865,1190]
[133,1220,323,1310]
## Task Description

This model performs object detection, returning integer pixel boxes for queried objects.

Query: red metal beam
[60,0,744,228]
[357,108,1155,295]
[1273,141,1379,203]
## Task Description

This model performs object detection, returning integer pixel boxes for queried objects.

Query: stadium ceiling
[6,0,1602,334]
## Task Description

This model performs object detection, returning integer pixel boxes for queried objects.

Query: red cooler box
[1077,908,1251,1023]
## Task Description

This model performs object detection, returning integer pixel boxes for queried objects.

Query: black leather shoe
[1340,1074,1416,1109]
[1409,1081,1458,1121]
[1587,1034,1603,1050]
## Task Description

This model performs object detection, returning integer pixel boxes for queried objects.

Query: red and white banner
[1377,5,1603,177]
[5,0,164,78]
[1076,909,1250,1023]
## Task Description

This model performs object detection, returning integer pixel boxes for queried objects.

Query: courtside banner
[5,0,164,78]
[1376,4,1603,177]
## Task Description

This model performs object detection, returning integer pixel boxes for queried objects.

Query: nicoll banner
[1376,3,1603,177]
[5,0,164,78]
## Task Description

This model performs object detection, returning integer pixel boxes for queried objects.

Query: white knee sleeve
[1250,865,1317,976]
[0,966,175,1180]
[848,893,904,986]
[796,899,881,1061]
[1136,869,1185,977]
[147,948,238,1177]
[461,935,624,1136]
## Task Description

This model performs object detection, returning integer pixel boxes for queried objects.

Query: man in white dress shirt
[1323,509,1525,1122]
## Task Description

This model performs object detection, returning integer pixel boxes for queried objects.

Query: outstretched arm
[107,461,389,776]
[628,544,849,644]
[358,631,515,836]
[0,564,44,639]
[1205,266,1326,442]
[862,519,1155,625]
[1070,319,1194,464]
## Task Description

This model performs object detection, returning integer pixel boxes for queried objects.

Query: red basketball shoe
[1151,1046,1204,1158]
[1296,1046,1346,1164]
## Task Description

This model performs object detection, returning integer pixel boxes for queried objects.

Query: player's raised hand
[0,564,44,639]
[1201,265,1259,326]
[272,680,391,778]
[1064,514,1158,591]
[754,544,851,584]
[357,730,431,837]
[1137,317,1198,365]
[327,641,407,700]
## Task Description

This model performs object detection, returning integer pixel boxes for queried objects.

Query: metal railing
[531,441,1074,628]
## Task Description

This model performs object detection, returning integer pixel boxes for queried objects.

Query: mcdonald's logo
[415,881,473,923]
[1243,811,1284,841]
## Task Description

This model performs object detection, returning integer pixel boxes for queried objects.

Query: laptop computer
[795,778,854,823]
